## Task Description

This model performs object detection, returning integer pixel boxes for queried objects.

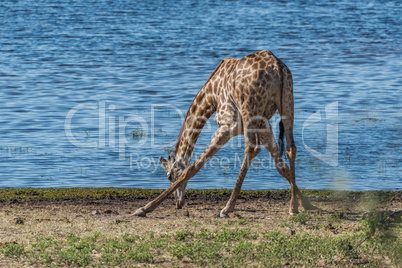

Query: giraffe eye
[171,168,182,178]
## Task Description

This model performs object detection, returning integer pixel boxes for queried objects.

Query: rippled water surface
[0,0,401,190]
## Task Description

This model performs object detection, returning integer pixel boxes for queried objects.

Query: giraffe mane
[174,59,227,153]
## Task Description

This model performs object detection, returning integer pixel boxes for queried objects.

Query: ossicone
[168,151,176,162]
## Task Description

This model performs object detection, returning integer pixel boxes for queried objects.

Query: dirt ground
[2,190,401,226]
[0,191,400,267]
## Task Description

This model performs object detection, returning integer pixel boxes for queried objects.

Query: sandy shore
[0,189,400,267]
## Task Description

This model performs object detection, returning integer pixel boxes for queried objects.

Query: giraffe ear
[159,157,169,170]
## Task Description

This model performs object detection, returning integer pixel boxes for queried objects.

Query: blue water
[0,0,401,190]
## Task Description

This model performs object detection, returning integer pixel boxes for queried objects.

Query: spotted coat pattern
[133,50,317,217]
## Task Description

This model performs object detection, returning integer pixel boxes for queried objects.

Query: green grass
[290,212,310,225]
[0,190,400,267]
[0,187,398,203]
[1,220,400,267]
[328,212,346,223]
[1,243,25,258]
[0,187,399,266]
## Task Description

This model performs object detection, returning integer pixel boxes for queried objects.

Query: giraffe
[133,50,318,218]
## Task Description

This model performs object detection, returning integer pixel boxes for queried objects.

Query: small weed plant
[2,243,25,258]
[131,128,146,138]
[290,212,310,225]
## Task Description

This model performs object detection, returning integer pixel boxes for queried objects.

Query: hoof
[216,211,230,218]
[176,201,184,209]
[289,210,299,216]
[303,204,319,211]
[132,208,147,217]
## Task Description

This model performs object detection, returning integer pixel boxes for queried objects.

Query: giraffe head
[159,152,188,209]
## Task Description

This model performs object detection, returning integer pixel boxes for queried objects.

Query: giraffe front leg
[132,126,233,217]
[218,132,261,218]
[132,207,147,217]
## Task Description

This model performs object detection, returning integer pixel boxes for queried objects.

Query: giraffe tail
[278,120,285,158]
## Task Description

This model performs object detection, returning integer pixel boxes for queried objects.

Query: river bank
[0,188,400,267]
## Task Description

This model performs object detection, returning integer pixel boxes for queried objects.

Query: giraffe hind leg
[282,118,319,213]
[260,122,318,214]
[217,131,261,217]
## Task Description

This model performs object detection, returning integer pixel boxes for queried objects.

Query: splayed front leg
[132,126,233,217]
[217,210,230,218]
[132,207,147,217]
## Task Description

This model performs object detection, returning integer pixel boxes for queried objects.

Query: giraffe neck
[174,83,217,166]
